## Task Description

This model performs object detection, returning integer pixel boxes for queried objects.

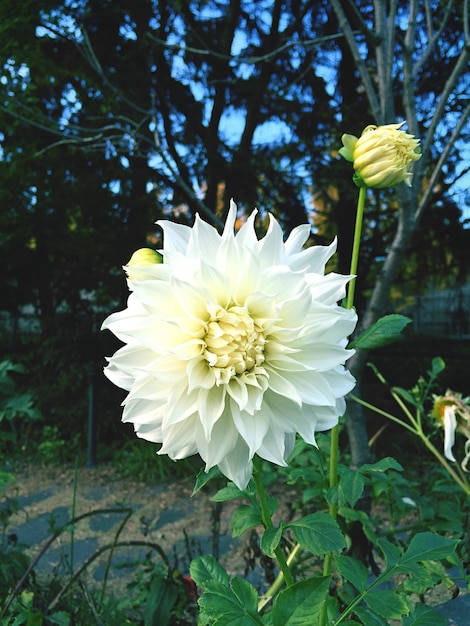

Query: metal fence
[409,286,470,339]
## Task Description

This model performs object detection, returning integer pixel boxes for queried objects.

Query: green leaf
[189,554,229,587]
[365,589,409,619]
[353,606,388,626]
[335,555,368,592]
[402,603,446,626]
[272,576,331,626]
[288,512,346,555]
[339,507,378,543]
[212,483,245,502]
[399,532,458,566]
[401,563,434,594]
[350,314,411,349]
[377,537,402,568]
[192,465,222,495]
[261,525,283,558]
[360,456,403,474]
[429,357,446,379]
[198,578,263,625]
[144,575,179,626]
[392,386,418,406]
[339,468,364,507]
[231,504,262,537]
[230,577,259,614]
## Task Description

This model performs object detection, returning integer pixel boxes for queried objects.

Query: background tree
[0,0,468,454]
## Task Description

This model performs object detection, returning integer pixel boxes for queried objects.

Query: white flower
[102,201,357,489]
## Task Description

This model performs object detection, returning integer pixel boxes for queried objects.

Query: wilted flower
[432,390,470,470]
[339,122,421,188]
[102,201,357,489]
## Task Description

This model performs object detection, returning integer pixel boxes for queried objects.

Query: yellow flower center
[203,303,266,382]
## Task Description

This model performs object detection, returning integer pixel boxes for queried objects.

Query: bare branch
[331,0,382,123]
[374,0,399,120]
[421,44,470,160]
[413,0,456,76]
[415,101,470,224]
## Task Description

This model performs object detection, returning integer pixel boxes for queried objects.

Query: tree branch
[331,0,382,123]
[415,100,470,225]
[421,41,470,161]
[413,0,456,76]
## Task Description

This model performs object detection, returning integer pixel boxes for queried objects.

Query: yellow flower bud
[339,122,421,189]
[125,248,162,280]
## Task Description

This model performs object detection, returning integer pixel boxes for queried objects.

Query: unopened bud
[125,248,162,280]
[339,122,421,189]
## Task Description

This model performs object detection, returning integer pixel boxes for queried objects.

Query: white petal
[217,437,253,490]
[284,223,312,255]
[231,399,270,457]
[443,405,457,462]
[288,238,337,274]
[198,410,239,467]
[222,198,238,238]
[156,219,191,253]
[197,385,227,439]
[159,416,199,458]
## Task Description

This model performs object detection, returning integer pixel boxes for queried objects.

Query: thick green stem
[253,459,295,588]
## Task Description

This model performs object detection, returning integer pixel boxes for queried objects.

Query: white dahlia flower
[102,201,357,489]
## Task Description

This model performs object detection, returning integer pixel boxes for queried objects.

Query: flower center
[203,303,266,382]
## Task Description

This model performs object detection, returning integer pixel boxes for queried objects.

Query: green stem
[349,393,417,435]
[418,432,470,496]
[252,458,295,588]
[346,185,367,310]
[258,543,302,612]
[371,367,470,495]
[320,186,367,626]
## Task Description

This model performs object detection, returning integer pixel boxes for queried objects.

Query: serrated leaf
[350,314,411,349]
[231,504,262,537]
[272,576,331,626]
[401,563,433,594]
[335,555,368,592]
[198,578,263,625]
[400,532,458,565]
[230,577,259,614]
[402,603,446,626]
[288,512,345,555]
[339,468,364,507]
[212,484,245,502]
[189,554,229,587]
[192,465,222,495]
[365,589,409,619]
[261,525,283,558]
[360,457,403,474]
